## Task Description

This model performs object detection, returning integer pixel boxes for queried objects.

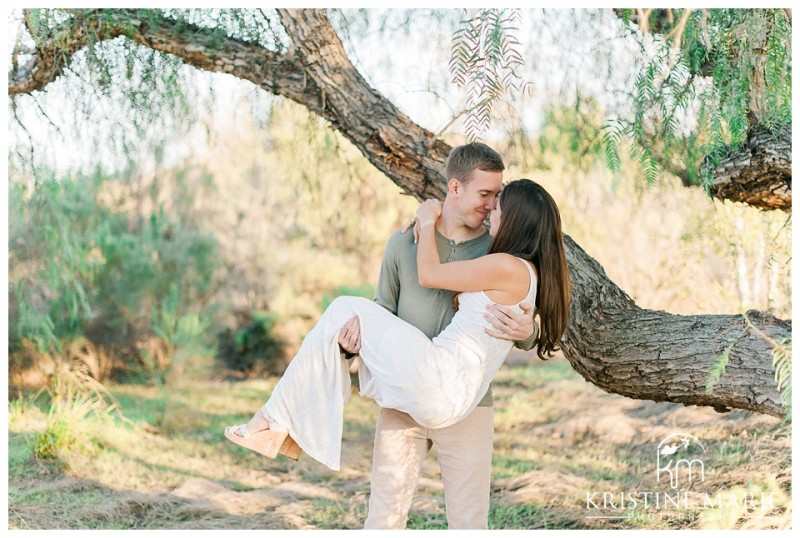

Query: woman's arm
[415,200,516,293]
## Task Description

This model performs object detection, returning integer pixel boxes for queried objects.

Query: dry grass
[489,355,791,530]
[7,358,791,530]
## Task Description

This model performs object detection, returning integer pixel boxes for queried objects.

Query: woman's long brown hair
[488,179,571,360]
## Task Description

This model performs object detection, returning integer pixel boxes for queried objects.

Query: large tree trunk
[9,8,791,418]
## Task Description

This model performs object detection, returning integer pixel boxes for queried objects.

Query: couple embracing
[225,142,571,529]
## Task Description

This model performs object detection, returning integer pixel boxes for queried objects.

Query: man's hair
[444,142,505,184]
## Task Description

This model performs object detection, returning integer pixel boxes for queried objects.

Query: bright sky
[4,7,645,178]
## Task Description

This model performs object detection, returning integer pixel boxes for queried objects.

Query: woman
[225,179,570,471]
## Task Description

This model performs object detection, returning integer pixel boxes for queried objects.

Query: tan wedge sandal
[224,424,302,460]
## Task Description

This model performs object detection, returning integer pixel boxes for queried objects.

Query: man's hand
[338,315,361,355]
[484,302,535,341]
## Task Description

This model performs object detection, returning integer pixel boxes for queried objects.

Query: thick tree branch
[561,235,787,418]
[9,8,451,201]
[705,128,792,212]
[9,10,324,120]
[9,8,791,418]
[275,9,452,201]
[9,10,100,96]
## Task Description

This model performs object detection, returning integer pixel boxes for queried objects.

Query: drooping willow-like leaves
[448,8,529,142]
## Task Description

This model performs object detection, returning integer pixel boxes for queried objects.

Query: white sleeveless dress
[261,258,537,470]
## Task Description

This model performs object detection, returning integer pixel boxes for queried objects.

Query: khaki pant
[363,406,494,529]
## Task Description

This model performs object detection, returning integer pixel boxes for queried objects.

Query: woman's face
[489,196,502,237]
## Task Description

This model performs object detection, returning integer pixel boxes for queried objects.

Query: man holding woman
[225,143,570,530]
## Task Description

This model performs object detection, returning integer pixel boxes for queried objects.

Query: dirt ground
[8,352,792,530]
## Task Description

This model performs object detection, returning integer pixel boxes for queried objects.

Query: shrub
[321,284,375,311]
[32,362,122,462]
[216,310,287,376]
[9,169,219,383]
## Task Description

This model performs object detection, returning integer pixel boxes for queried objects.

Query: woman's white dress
[262,258,537,470]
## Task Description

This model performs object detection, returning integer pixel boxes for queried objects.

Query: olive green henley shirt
[373,226,538,408]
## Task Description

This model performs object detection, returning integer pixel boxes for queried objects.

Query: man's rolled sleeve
[513,312,540,352]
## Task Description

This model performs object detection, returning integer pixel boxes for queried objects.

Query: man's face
[450,169,503,230]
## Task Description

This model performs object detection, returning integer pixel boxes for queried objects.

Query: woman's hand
[400,216,422,243]
[415,199,443,228]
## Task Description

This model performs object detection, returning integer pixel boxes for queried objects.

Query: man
[338,142,538,529]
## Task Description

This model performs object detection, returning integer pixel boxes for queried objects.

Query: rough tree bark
[707,128,792,212]
[8,8,791,418]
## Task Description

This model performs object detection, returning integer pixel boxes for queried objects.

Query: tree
[608,8,791,211]
[8,8,791,418]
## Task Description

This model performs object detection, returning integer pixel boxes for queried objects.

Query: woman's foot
[228,410,270,438]
[248,409,270,432]
[224,424,285,458]
[224,411,302,460]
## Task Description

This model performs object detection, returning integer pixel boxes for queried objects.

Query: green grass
[9,480,118,530]
[492,454,543,478]
[7,362,792,530]
[489,502,561,529]
[407,512,447,529]
[305,498,367,529]
[8,432,36,472]
[409,503,571,530]
[711,439,751,467]
[107,387,167,426]
[494,357,577,388]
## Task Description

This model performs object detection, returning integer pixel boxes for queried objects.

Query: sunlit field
[8,355,790,530]
[8,7,791,532]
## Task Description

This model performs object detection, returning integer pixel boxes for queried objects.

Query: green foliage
[152,283,212,355]
[601,119,626,176]
[8,396,30,424]
[9,168,219,381]
[607,9,791,187]
[32,364,121,461]
[535,97,608,172]
[741,313,792,422]
[449,8,527,141]
[11,9,200,180]
[321,284,375,311]
[216,311,287,376]
[770,338,791,423]
[705,342,733,394]
[706,312,792,422]
[9,172,107,354]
